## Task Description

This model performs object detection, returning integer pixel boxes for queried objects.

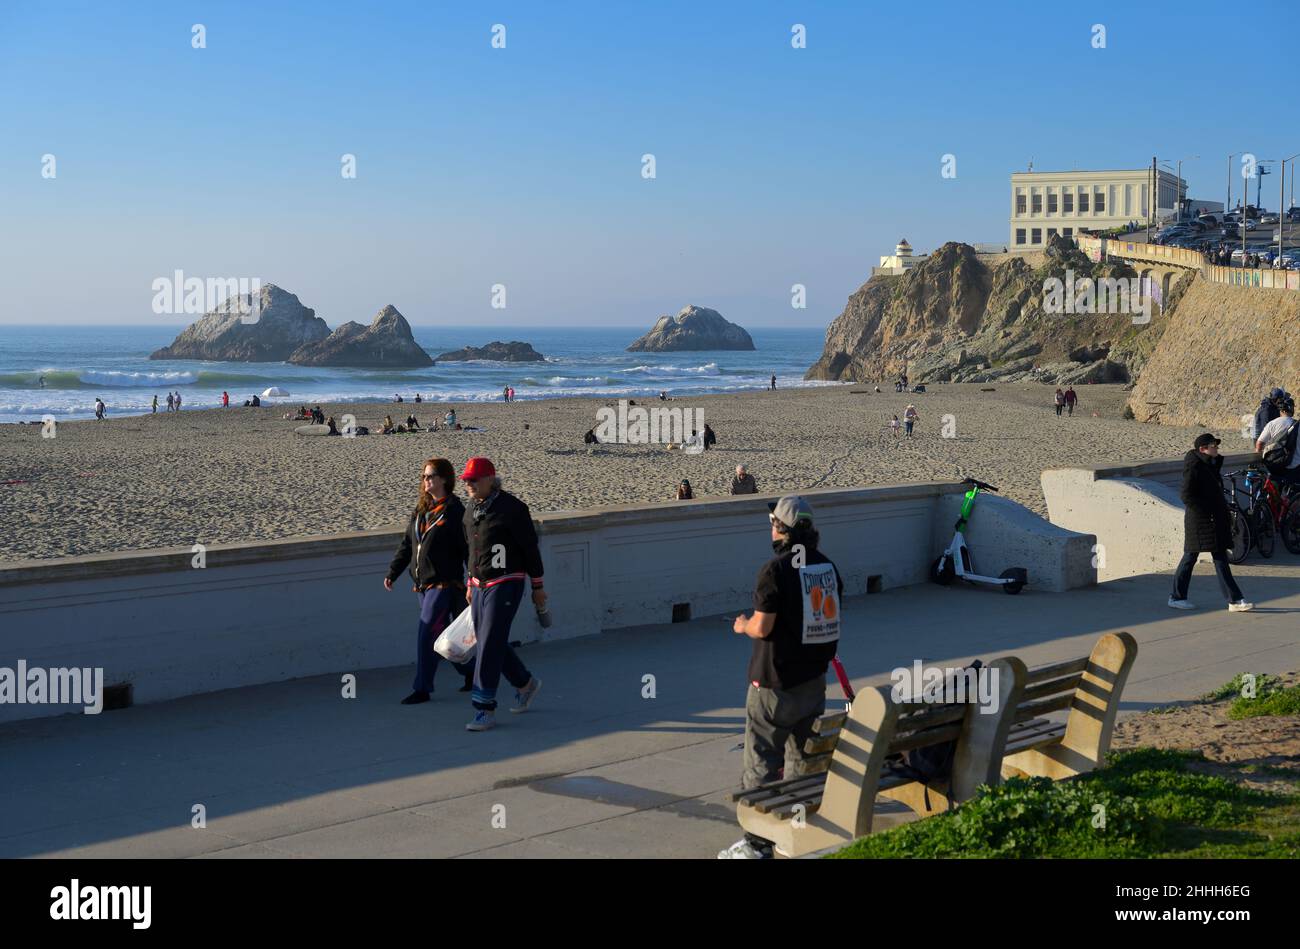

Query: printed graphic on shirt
[799,562,840,645]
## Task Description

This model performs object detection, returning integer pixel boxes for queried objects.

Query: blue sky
[1,0,1293,328]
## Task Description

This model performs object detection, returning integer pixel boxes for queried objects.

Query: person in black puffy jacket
[385,457,474,703]
[1169,434,1253,613]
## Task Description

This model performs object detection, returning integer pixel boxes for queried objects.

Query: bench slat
[754,781,829,814]
[894,703,967,734]
[803,733,840,755]
[1015,692,1075,721]
[813,711,847,734]
[1025,656,1088,685]
[885,722,963,753]
[728,772,826,804]
[1005,722,1066,755]
[1021,672,1083,702]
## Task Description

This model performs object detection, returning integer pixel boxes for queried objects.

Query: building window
[1095,190,1105,213]
[1063,228,1073,238]
[1016,193,1026,215]
[1032,193,1042,214]
[1031,228,1042,244]
[1063,192,1073,213]
[1016,228,1026,245]
[1047,193,1058,214]
[1079,192,1090,213]
[1047,228,1057,239]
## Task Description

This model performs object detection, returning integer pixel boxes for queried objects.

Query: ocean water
[0,325,833,422]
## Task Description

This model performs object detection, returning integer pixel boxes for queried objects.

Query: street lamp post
[1280,153,1300,263]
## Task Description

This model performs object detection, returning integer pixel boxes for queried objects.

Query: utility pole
[1281,154,1300,263]
[1227,153,1233,216]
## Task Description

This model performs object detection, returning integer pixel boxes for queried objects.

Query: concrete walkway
[4,557,1299,859]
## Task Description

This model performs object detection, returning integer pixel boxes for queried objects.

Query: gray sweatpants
[741,676,828,790]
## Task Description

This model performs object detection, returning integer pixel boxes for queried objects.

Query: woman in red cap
[384,457,474,703]
[460,456,544,731]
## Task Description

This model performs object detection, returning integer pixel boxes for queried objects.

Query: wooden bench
[1000,631,1138,781]
[729,657,1026,858]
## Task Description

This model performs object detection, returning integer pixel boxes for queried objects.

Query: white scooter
[930,477,1027,594]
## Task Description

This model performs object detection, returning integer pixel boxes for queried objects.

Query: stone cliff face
[1128,280,1300,428]
[289,305,432,368]
[436,341,545,362]
[627,305,755,352]
[806,238,1173,386]
[150,285,329,362]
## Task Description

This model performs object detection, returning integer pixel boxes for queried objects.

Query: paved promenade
[4,557,1299,859]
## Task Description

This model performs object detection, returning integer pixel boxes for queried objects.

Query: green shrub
[1229,685,1300,720]
[1203,672,1282,703]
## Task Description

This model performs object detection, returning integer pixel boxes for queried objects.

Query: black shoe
[400,691,431,705]
[459,674,474,693]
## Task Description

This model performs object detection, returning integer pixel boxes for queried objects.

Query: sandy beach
[0,383,1246,563]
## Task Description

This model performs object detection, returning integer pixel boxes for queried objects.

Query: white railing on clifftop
[1076,235,1300,292]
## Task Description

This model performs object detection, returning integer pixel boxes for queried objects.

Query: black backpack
[1263,418,1299,468]
[886,659,983,810]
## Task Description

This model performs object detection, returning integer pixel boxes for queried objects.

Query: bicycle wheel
[1254,508,1276,558]
[1226,508,1251,564]
[1282,507,1300,555]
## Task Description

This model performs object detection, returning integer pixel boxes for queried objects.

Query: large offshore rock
[150,284,329,361]
[289,305,433,368]
[435,340,546,362]
[626,305,755,352]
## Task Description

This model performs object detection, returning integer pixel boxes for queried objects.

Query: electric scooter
[930,477,1028,594]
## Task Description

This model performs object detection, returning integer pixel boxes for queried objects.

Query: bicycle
[1242,465,1300,555]
[1220,470,1253,564]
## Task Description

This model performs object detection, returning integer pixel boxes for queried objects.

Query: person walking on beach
[94,397,106,421]
[166,392,174,412]
[502,385,510,403]
[1169,433,1253,613]
[174,391,182,411]
[222,390,230,408]
[718,496,842,860]
[460,456,544,732]
[889,414,901,437]
[731,464,758,495]
[384,457,475,704]
[770,374,777,391]
[1053,388,1065,417]
[151,394,158,414]
[904,403,919,436]
[1064,386,1078,416]
[702,423,716,450]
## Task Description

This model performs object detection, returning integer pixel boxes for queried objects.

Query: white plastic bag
[434,606,477,663]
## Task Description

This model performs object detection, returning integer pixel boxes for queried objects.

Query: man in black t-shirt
[718,495,844,860]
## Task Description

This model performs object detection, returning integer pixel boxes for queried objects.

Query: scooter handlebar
[962,477,1000,492]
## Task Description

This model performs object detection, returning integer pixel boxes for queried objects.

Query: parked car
[1260,215,1279,226]
[1197,215,1219,226]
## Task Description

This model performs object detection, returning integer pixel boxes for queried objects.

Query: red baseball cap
[460,456,496,481]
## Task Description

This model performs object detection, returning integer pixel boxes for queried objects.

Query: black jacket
[387,495,469,589]
[1180,450,1231,553]
[464,489,544,583]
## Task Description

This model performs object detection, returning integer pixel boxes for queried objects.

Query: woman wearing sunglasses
[384,457,474,703]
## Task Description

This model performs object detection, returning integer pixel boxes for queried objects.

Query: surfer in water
[38,375,45,389]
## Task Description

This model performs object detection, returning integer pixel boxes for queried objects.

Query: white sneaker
[1228,600,1255,612]
[1167,597,1196,610]
[466,710,496,731]
[510,677,541,714]
[717,838,773,859]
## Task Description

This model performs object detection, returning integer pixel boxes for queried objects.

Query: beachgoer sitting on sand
[659,390,667,401]
[406,414,420,431]
[251,394,261,407]
[382,415,396,435]
[394,394,403,403]
[445,409,457,428]
[730,465,757,495]
[584,428,598,445]
[677,479,693,500]
[702,424,716,450]
[326,415,340,436]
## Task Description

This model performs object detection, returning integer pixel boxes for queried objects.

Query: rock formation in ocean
[435,341,546,362]
[149,284,329,362]
[626,305,756,352]
[288,305,432,368]
[805,237,1176,386]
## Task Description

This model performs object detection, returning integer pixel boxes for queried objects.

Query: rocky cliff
[436,341,545,362]
[150,285,329,362]
[289,305,432,368]
[627,305,755,352]
[806,238,1176,386]
[1128,279,1300,428]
